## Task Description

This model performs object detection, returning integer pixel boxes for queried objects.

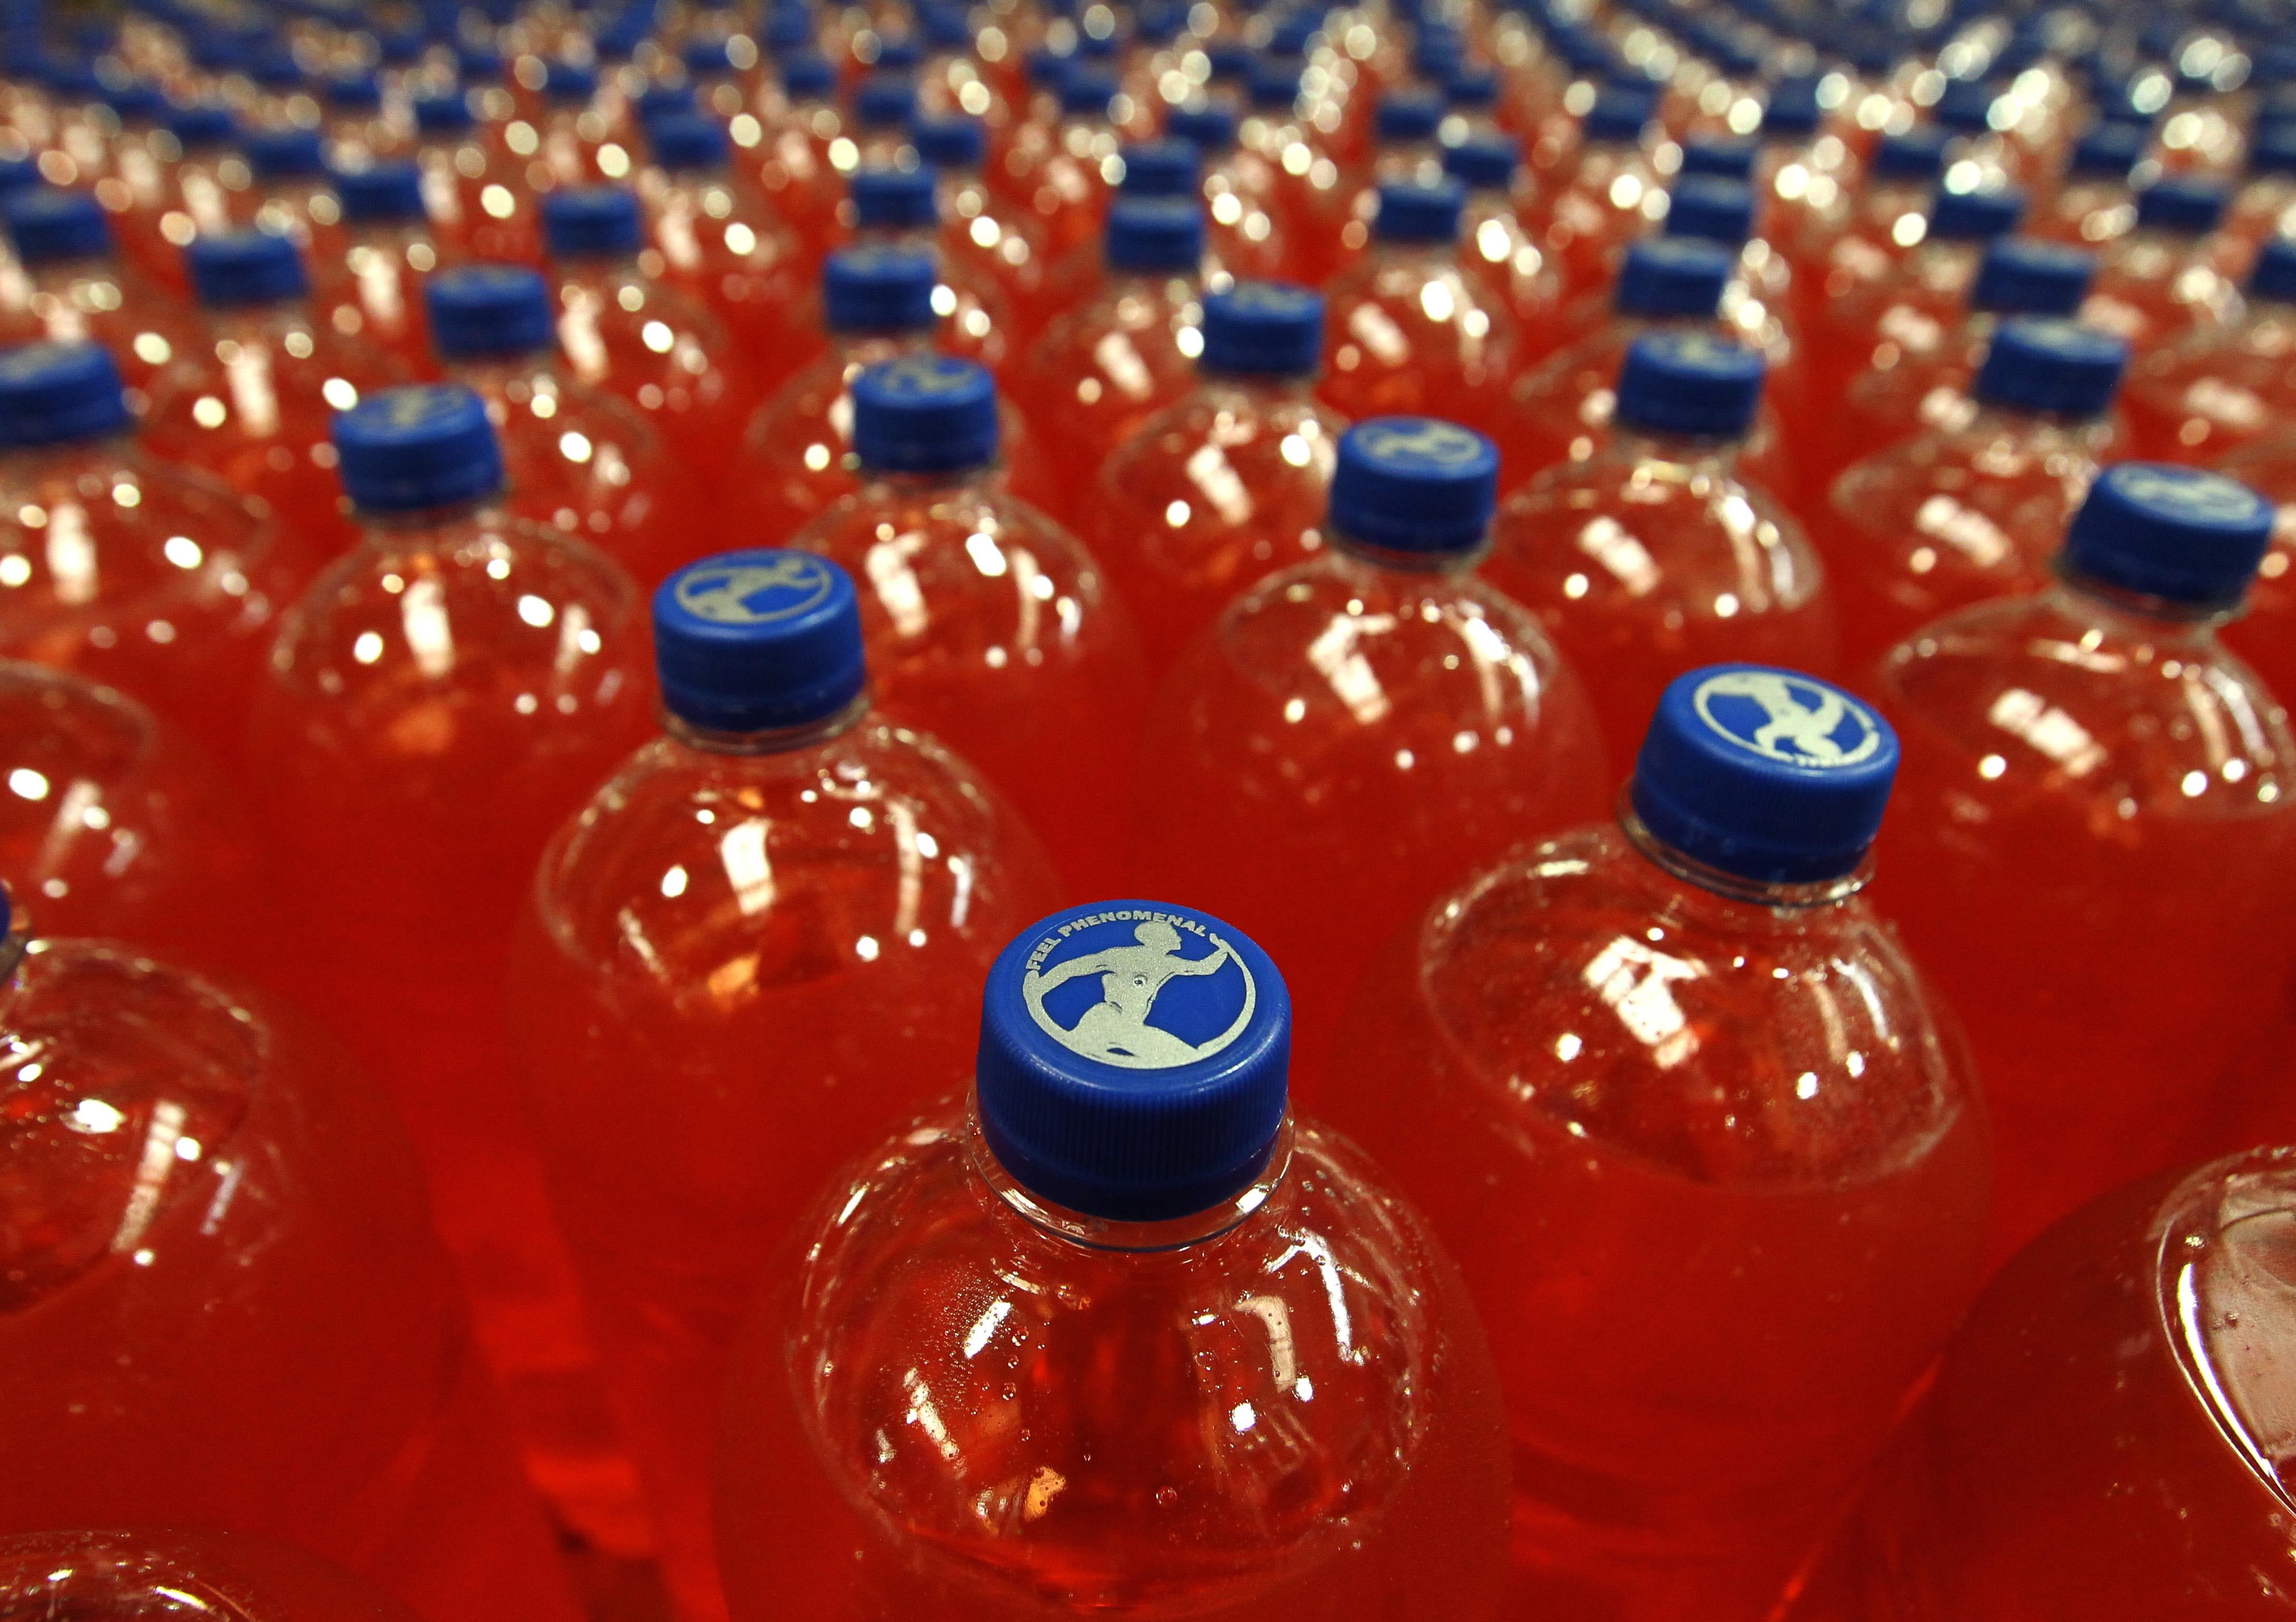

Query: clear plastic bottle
[410,86,544,266]
[242,125,351,264]
[638,111,812,390]
[1134,416,1606,1077]
[538,184,751,488]
[1870,463,2296,1255]
[2083,176,2244,357]
[1035,139,1280,323]
[911,113,1053,340]
[320,161,442,371]
[1485,331,1838,770]
[1092,281,1347,672]
[1794,129,1949,332]
[1162,103,1291,281]
[1011,196,1205,520]
[1320,177,1513,431]
[0,187,205,393]
[141,228,406,583]
[1324,664,1992,1622]
[0,1530,423,1622]
[1821,317,2128,671]
[847,163,1014,370]
[424,262,692,584]
[0,892,585,1622]
[745,52,848,266]
[247,384,656,1541]
[794,354,1145,895]
[2125,236,2296,464]
[1440,132,1563,351]
[1521,82,1666,297]
[508,548,1061,1622]
[0,340,287,767]
[1289,84,1449,287]
[997,65,1123,265]
[713,897,1513,1622]
[2032,120,2147,248]
[115,99,244,295]
[1791,1149,2296,1622]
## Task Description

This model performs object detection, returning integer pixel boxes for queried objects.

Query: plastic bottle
[0,187,204,392]
[998,65,1124,264]
[1521,83,1666,297]
[1011,196,1205,519]
[2083,176,2243,356]
[1035,140,1278,323]
[1163,102,1291,281]
[247,383,656,1542]
[847,163,1014,370]
[1485,331,1837,770]
[1793,128,1948,332]
[911,113,1053,338]
[1660,176,1810,444]
[0,340,287,768]
[0,890,585,1622]
[1870,463,2296,1254]
[1319,177,1513,431]
[1324,663,1992,1622]
[538,184,751,488]
[114,99,242,294]
[712,895,1512,1621]
[0,1530,422,1622]
[1791,1148,2296,1622]
[1289,85,1449,287]
[746,52,847,265]
[1822,318,2128,671]
[639,111,811,389]
[509,548,1061,1622]
[242,125,349,260]
[1134,416,1606,1076]
[2226,122,2296,255]
[793,354,1143,892]
[1092,281,1346,671]
[411,85,543,266]
[2032,120,2147,248]
[2125,236,2296,464]
[2206,458,2296,707]
[141,228,406,583]
[423,263,691,584]
[1441,132,1563,348]
[321,161,441,371]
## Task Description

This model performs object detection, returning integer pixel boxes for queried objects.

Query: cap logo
[836,241,927,274]
[1647,329,1744,368]
[1693,670,1884,768]
[0,343,75,382]
[452,265,533,293]
[675,554,836,624]
[877,354,978,397]
[2111,465,2268,526]
[1020,908,1256,1070]
[1355,417,1483,467]
[375,384,468,429]
[1225,281,1314,315]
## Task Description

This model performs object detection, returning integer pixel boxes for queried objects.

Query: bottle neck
[1608,423,1745,470]
[858,463,996,497]
[1194,368,1319,402]
[828,326,933,361]
[2051,566,2241,635]
[1328,527,1483,574]
[661,689,869,756]
[1618,792,1872,910]
[966,1097,1296,1254]
[355,491,501,541]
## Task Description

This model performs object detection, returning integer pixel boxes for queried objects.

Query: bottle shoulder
[775,1107,1460,1608]
[1830,420,2100,538]
[1107,386,1346,483]
[1406,823,1980,1186]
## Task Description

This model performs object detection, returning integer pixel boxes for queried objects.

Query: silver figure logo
[2113,465,2265,525]
[1023,915,1255,1069]
[675,555,835,624]
[878,354,975,397]
[1693,671,1882,767]
[1356,418,1483,465]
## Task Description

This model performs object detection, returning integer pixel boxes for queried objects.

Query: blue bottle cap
[976,900,1291,1223]
[1374,86,1444,143]
[374,26,424,65]
[1933,75,2000,133]
[2251,238,2296,304]
[822,244,938,332]
[653,549,868,731]
[1613,328,1764,438]
[911,114,985,170]
[760,6,814,52]
[1582,83,1653,143]
[1446,64,1499,110]
[1373,177,1463,244]
[1871,128,1948,181]
[851,163,937,227]
[851,352,998,471]
[333,162,429,225]
[1441,132,1517,192]
[636,82,698,123]
[184,228,308,306]
[1246,57,1301,110]
[331,382,506,512]
[425,263,559,357]
[0,159,36,196]
[413,90,476,135]
[3,189,114,264]
[245,125,327,181]
[2060,463,2275,611]
[1104,196,1203,273]
[0,341,133,446]
[779,51,834,98]
[1205,42,1253,83]
[2135,176,2229,235]
[1762,73,1823,137]
[1119,140,1200,197]
[1968,236,2095,315]
[919,4,973,50]
[455,42,504,81]
[541,186,644,257]
[323,70,382,110]
[2069,120,2147,181]
[187,35,247,73]
[543,61,598,102]
[102,78,169,120]
[1059,67,1117,116]
[1200,281,1322,376]
[1678,135,1757,180]
[1970,317,2126,419]
[1327,417,1497,554]
[684,33,740,76]
[1613,235,1733,317]
[1027,44,1077,91]
[873,34,923,71]
[1630,665,1899,885]
[165,99,238,150]
[648,112,728,170]
[1927,183,2027,241]
[852,71,917,129]
[1663,175,1755,244]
